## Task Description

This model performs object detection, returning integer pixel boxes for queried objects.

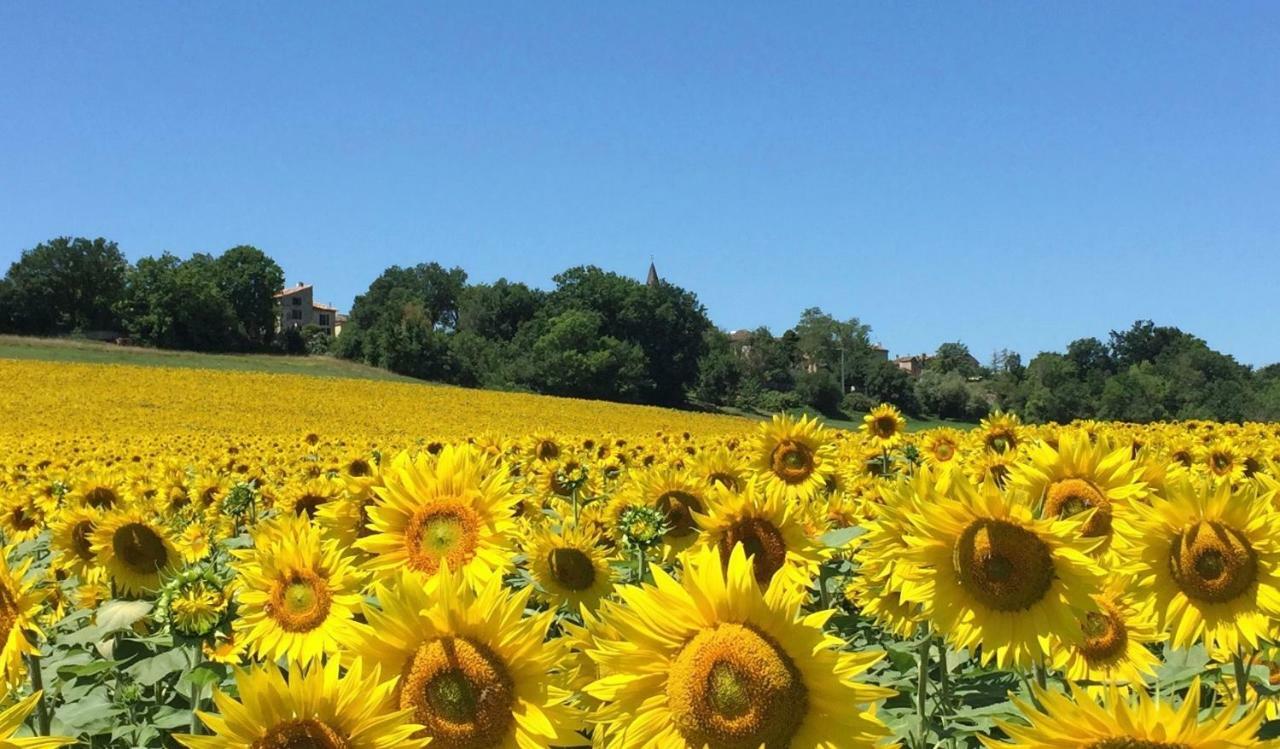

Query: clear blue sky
[2,4,1277,364]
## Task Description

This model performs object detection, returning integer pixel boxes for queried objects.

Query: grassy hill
[0,335,416,382]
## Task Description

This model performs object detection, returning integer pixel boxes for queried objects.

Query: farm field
[0,357,1277,747]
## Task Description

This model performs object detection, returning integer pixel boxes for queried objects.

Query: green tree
[690,329,742,405]
[457,280,543,341]
[517,309,651,400]
[337,262,467,373]
[0,236,129,334]
[117,253,238,350]
[214,245,285,349]
[927,341,982,378]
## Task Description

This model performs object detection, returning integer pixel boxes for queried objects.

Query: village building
[274,282,344,336]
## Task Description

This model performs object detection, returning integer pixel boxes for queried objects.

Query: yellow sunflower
[980,679,1269,748]
[1012,429,1147,553]
[178,659,428,749]
[693,481,827,592]
[90,509,179,597]
[920,428,965,470]
[0,552,43,686]
[862,403,908,448]
[356,445,518,588]
[1120,476,1280,653]
[692,445,748,492]
[979,411,1022,454]
[584,545,893,748]
[281,475,344,519]
[1050,578,1163,692]
[751,414,836,503]
[350,568,583,747]
[0,493,45,545]
[624,466,711,555]
[48,505,103,582]
[233,514,366,664]
[898,476,1105,670]
[0,692,74,748]
[525,524,616,612]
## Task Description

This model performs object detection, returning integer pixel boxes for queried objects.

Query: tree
[0,237,129,335]
[536,266,711,404]
[337,262,467,373]
[690,329,742,405]
[791,307,874,391]
[457,280,543,341]
[928,342,982,378]
[214,245,284,349]
[117,252,238,350]
[516,309,651,400]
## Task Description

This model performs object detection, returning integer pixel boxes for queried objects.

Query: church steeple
[646,258,659,288]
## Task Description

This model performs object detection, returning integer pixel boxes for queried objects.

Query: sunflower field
[3,359,1280,747]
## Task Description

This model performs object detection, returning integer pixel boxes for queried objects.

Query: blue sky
[2,4,1277,364]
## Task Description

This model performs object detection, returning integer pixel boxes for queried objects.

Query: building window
[291,309,302,320]
[318,314,330,326]
[292,297,302,306]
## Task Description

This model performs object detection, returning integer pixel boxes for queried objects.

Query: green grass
[0,335,418,382]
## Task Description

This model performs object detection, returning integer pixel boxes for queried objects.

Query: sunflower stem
[633,545,646,585]
[571,487,580,528]
[916,634,931,748]
[1034,659,1047,691]
[817,562,831,611]
[27,652,50,735]
[188,643,203,734]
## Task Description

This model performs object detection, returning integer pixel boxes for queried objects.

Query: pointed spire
[646,257,659,288]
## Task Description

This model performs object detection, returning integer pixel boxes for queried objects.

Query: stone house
[274,283,341,336]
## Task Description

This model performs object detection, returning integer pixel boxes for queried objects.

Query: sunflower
[979,411,1022,454]
[0,552,43,686]
[1050,578,1163,692]
[0,493,45,545]
[233,514,366,664]
[48,504,103,582]
[862,403,907,448]
[693,481,827,592]
[898,476,1105,670]
[67,470,128,511]
[584,545,892,748]
[282,475,344,519]
[980,679,1268,749]
[90,509,179,597]
[1012,429,1147,553]
[349,568,583,748]
[1200,438,1245,483]
[1120,476,1280,653]
[751,414,836,503]
[0,692,74,748]
[920,428,965,470]
[525,524,616,612]
[623,466,711,554]
[177,659,428,749]
[692,445,748,492]
[356,445,518,588]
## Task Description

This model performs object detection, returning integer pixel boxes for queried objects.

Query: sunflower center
[873,416,899,439]
[667,623,807,749]
[708,472,741,491]
[1168,521,1257,604]
[1210,453,1232,475]
[112,522,169,574]
[293,494,327,519]
[954,519,1055,612]
[717,518,788,586]
[347,459,372,477]
[9,507,35,531]
[770,441,815,484]
[933,442,956,462]
[72,520,97,561]
[1085,741,1192,749]
[535,440,559,461]
[1078,606,1128,664]
[656,491,704,539]
[398,636,515,749]
[84,487,118,510]
[404,501,481,575]
[1044,478,1111,538]
[254,718,349,749]
[268,571,332,633]
[547,547,596,591]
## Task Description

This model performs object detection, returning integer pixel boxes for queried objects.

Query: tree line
[3,236,1278,423]
[0,237,284,352]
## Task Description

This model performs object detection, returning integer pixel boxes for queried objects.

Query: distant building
[274,282,343,336]
[646,260,660,288]
[870,343,889,361]
[894,351,981,377]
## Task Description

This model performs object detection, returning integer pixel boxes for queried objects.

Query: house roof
[313,303,338,313]
[273,283,312,298]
